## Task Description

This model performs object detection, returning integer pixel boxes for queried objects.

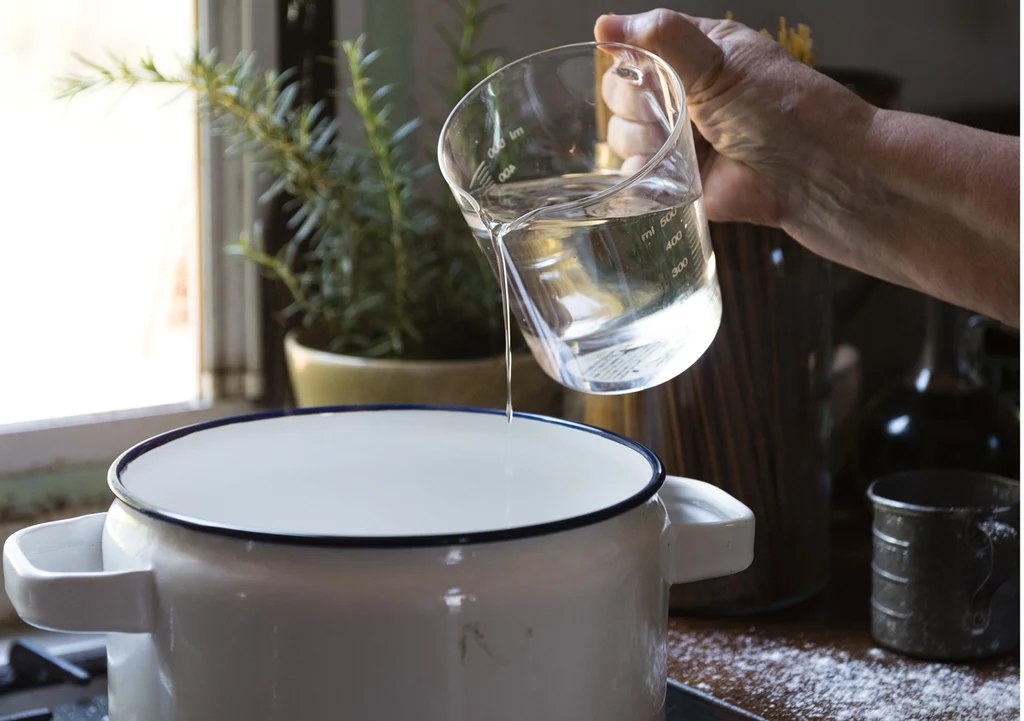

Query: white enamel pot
[3,407,753,721]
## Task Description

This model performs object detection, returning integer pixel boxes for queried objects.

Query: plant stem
[346,41,408,350]
[236,236,314,313]
[452,0,501,349]
[455,0,479,101]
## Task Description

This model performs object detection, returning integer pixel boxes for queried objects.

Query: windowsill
[0,400,261,626]
[0,463,112,522]
[0,400,257,477]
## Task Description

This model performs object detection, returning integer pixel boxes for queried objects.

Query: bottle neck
[913,297,967,390]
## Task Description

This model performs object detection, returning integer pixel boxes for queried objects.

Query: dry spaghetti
[726,11,815,66]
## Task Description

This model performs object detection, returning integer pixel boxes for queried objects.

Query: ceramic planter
[284,331,562,415]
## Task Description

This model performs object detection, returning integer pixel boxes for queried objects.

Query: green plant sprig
[433,0,507,342]
[343,37,416,352]
[58,0,508,360]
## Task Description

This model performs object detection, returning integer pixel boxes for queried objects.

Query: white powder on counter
[977,519,1018,542]
[669,631,1019,721]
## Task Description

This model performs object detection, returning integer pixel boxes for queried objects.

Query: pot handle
[3,513,154,633]
[660,476,755,585]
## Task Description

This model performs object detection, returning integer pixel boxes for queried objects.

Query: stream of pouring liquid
[493,229,515,525]
[496,232,514,424]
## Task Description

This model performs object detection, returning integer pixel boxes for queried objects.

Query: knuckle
[645,8,686,50]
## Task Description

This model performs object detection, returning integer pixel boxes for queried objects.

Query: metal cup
[867,470,1019,660]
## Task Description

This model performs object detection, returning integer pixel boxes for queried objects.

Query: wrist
[779,88,892,265]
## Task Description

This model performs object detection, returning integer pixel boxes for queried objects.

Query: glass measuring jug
[439,42,722,395]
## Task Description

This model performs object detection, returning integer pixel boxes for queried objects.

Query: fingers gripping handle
[661,476,755,585]
[3,513,155,634]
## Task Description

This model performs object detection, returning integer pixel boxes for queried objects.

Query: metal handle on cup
[965,513,1021,631]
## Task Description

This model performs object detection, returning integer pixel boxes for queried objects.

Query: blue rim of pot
[109,404,666,548]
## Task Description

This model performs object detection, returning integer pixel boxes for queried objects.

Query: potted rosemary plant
[60,1,561,413]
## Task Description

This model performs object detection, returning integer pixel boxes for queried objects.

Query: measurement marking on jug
[659,207,678,227]
[665,230,683,251]
[471,167,497,191]
[472,128,526,189]
[671,258,689,277]
[641,226,655,242]
[470,162,517,190]
[470,161,489,187]
[486,128,525,159]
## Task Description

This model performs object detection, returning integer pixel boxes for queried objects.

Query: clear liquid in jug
[467,171,723,395]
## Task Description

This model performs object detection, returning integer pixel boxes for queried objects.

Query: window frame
[0,0,277,477]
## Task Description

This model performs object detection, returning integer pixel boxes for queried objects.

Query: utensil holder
[574,223,833,614]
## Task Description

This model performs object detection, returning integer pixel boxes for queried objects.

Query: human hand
[595,10,876,236]
[596,9,1020,327]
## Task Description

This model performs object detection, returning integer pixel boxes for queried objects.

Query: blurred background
[0,0,1018,533]
[0,4,1018,717]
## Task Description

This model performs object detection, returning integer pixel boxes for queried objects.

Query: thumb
[594,10,724,97]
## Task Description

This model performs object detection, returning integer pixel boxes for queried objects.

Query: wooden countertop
[666,520,1020,721]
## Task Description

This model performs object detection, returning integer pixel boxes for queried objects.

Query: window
[1,0,200,426]
[0,0,274,477]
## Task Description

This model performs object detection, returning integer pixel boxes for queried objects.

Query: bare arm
[596,10,1020,327]
[793,108,1020,325]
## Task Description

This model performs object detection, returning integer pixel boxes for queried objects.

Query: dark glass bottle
[854,297,1020,493]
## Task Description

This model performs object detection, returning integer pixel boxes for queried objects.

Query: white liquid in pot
[117,410,656,537]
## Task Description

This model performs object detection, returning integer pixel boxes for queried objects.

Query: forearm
[788,108,1020,327]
